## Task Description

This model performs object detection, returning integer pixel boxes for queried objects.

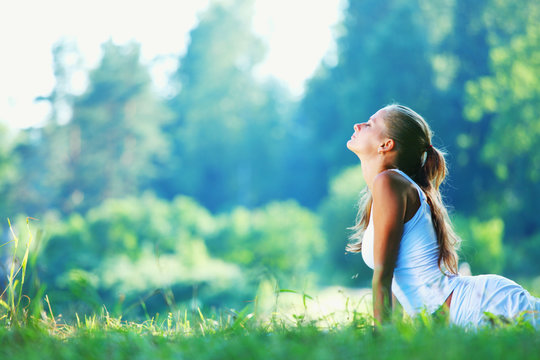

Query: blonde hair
[346,104,460,274]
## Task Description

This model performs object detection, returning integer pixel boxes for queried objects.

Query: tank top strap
[386,168,426,201]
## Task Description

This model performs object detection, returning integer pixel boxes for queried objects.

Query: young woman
[346,104,539,328]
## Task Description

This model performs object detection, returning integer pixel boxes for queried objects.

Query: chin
[346,140,358,152]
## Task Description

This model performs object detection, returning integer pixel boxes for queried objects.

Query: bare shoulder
[372,170,412,224]
[372,170,411,198]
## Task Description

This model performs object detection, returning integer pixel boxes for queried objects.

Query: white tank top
[361,169,459,315]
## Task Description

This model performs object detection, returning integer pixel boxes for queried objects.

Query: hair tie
[427,144,433,150]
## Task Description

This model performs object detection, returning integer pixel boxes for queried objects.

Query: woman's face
[347,108,388,157]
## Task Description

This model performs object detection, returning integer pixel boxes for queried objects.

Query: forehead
[370,108,387,122]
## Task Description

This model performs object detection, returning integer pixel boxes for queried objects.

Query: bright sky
[0,0,344,130]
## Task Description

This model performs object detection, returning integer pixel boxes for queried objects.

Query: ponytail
[417,145,460,274]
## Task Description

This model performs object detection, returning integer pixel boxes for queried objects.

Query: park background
[0,0,539,322]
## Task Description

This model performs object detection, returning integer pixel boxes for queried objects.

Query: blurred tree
[159,0,294,211]
[465,12,540,239]
[11,40,83,216]
[453,215,505,274]
[482,0,539,47]
[428,0,495,213]
[504,233,540,277]
[318,165,371,285]
[43,40,84,126]
[84,193,217,260]
[0,124,17,219]
[418,0,540,276]
[12,41,171,215]
[39,194,246,316]
[61,41,171,213]
[208,200,325,285]
[298,0,439,203]
[13,124,78,216]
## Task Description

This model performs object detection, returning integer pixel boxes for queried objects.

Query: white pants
[449,275,540,328]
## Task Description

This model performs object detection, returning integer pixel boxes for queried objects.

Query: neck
[360,157,396,192]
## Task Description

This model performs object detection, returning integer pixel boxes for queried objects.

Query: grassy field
[1,310,540,360]
[1,219,539,359]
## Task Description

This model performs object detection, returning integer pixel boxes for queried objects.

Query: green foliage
[98,243,243,309]
[35,195,328,317]
[38,194,244,316]
[0,125,17,216]
[453,215,505,274]
[13,41,172,215]
[162,0,294,211]
[209,200,326,285]
[318,165,370,285]
[67,41,171,212]
[504,233,540,277]
[56,269,101,309]
[464,7,540,237]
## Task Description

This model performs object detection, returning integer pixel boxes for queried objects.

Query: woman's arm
[371,171,407,325]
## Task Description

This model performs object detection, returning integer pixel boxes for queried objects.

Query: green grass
[1,219,539,360]
[0,315,539,360]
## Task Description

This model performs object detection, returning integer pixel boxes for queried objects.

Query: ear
[378,139,395,154]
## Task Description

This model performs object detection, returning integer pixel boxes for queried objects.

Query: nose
[354,123,362,132]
